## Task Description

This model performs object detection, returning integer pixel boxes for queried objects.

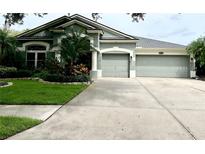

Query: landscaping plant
[60,27,91,75]
[187,36,205,75]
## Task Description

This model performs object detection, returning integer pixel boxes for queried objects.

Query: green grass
[0,116,41,139]
[0,80,88,105]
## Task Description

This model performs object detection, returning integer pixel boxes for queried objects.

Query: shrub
[68,74,90,82]
[36,72,90,83]
[15,69,32,77]
[32,71,49,79]
[43,73,66,82]
[0,66,17,78]
[45,55,64,74]
[0,66,32,78]
[187,37,205,75]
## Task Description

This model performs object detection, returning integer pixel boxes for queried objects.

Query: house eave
[17,38,53,41]
[87,29,104,35]
[100,39,138,43]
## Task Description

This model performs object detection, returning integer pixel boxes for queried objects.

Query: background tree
[60,27,91,75]
[91,13,146,22]
[0,29,17,66]
[2,13,47,30]
[186,36,205,75]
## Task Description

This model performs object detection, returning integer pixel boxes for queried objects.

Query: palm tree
[59,27,91,75]
[0,29,17,66]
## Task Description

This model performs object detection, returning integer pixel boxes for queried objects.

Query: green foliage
[41,73,65,82]
[45,53,64,74]
[0,29,26,68]
[60,27,91,75]
[0,66,32,78]
[2,13,47,29]
[0,116,41,139]
[0,66,17,78]
[187,37,205,75]
[8,29,29,37]
[14,69,33,77]
[33,71,90,82]
[69,74,90,82]
[0,29,17,65]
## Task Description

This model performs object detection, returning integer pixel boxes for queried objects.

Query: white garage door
[102,54,129,77]
[136,55,190,78]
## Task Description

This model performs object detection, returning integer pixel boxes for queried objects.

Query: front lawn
[0,79,88,105]
[0,116,41,139]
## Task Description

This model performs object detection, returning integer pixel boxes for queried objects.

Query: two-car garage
[101,53,190,78]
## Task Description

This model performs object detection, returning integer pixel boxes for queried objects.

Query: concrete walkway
[0,105,61,121]
[8,77,205,139]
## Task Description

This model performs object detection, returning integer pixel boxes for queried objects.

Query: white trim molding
[100,47,134,57]
[135,48,188,56]
[18,41,50,51]
[100,40,137,43]
[56,19,96,29]
[87,29,104,35]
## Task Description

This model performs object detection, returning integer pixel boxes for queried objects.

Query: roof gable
[16,14,136,40]
[16,16,71,38]
[56,19,97,30]
[70,14,136,40]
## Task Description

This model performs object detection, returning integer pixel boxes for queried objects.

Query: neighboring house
[16,14,196,79]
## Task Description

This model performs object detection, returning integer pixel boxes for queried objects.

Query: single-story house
[16,14,196,79]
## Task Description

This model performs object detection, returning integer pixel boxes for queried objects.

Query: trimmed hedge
[0,66,32,78]
[43,74,90,82]
[0,66,90,82]
[33,71,90,82]
[0,66,17,78]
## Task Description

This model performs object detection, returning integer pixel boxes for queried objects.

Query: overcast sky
[1,13,205,45]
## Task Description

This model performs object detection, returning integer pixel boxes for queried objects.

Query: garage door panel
[136,55,189,78]
[102,54,129,77]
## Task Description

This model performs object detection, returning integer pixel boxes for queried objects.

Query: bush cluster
[33,71,90,82]
[0,66,32,78]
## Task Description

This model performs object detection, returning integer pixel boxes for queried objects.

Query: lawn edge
[5,83,92,140]
[1,116,42,140]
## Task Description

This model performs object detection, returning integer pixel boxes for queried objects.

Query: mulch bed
[0,82,8,87]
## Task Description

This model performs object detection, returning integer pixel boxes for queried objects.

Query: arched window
[26,45,46,51]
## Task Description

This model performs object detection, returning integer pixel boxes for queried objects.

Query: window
[26,44,47,68]
[27,53,35,68]
[37,53,46,68]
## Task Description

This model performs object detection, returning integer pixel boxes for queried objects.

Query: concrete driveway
[8,77,205,140]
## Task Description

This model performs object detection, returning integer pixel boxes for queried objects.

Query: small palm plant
[59,27,91,75]
[0,29,17,66]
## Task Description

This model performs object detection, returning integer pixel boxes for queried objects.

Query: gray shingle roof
[135,36,186,48]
